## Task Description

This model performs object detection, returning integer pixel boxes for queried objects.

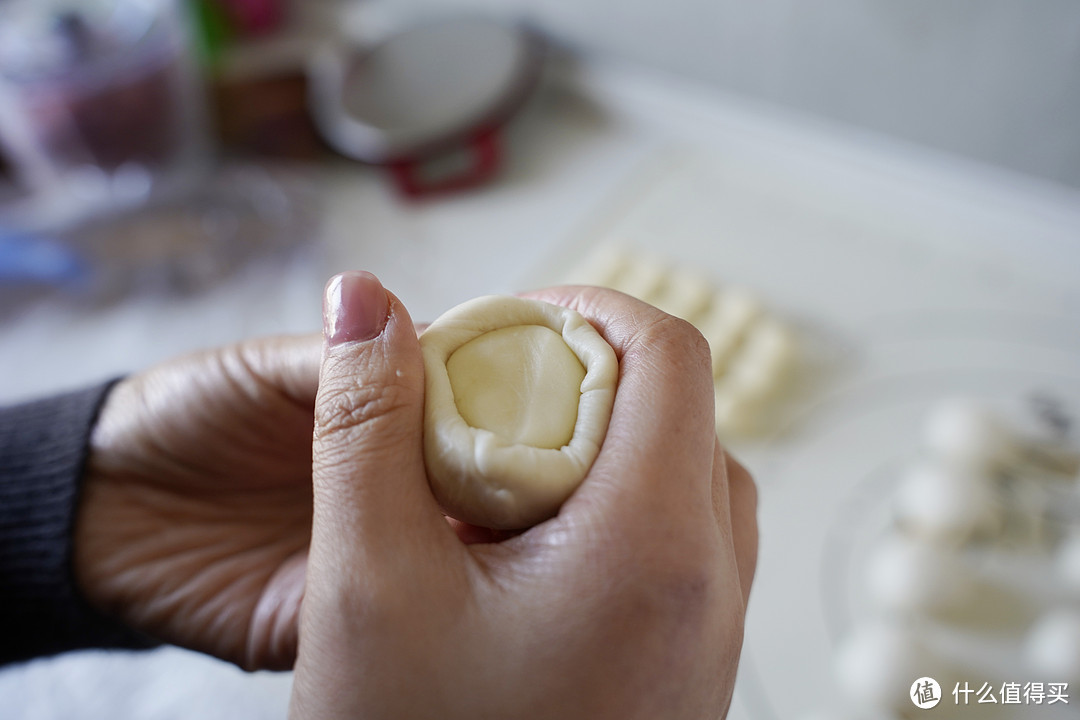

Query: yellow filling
[446,325,586,449]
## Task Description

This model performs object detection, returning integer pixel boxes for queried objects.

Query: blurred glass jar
[0,0,212,227]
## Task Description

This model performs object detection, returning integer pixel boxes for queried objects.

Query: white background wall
[381,0,1080,189]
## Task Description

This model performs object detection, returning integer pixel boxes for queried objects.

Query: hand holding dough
[420,296,618,529]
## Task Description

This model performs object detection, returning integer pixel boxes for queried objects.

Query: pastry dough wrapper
[420,296,618,529]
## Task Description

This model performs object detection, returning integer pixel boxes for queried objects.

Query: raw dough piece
[567,244,800,437]
[922,399,1015,471]
[893,462,1000,542]
[864,535,970,613]
[420,296,618,529]
[698,288,762,377]
[834,623,937,712]
[1025,610,1080,682]
[650,269,713,322]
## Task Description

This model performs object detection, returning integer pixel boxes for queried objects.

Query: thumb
[311,271,449,575]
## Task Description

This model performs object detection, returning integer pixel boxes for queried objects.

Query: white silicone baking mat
[536,146,1080,720]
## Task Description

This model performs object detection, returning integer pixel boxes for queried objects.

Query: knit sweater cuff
[0,382,158,665]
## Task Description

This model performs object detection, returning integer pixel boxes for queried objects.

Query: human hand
[291,272,758,719]
[74,334,321,670]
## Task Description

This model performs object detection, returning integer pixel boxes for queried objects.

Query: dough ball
[834,623,936,712]
[893,461,1000,543]
[1057,530,1080,597]
[420,296,618,529]
[1025,610,1080,682]
[865,535,970,614]
[922,398,1014,471]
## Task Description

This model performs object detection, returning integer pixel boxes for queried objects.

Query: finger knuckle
[315,375,417,441]
[635,314,713,376]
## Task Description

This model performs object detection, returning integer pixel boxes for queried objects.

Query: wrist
[0,378,154,662]
[72,377,136,622]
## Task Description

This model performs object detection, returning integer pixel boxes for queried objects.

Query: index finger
[522,286,721,539]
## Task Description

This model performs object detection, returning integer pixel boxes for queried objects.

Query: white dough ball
[866,535,969,613]
[420,296,619,529]
[1025,610,1080,682]
[894,462,999,542]
[923,399,1014,471]
[1058,531,1080,597]
[835,623,933,712]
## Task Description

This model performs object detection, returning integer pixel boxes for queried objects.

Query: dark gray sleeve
[0,382,158,665]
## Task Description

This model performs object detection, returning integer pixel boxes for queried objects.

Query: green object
[187,0,231,69]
